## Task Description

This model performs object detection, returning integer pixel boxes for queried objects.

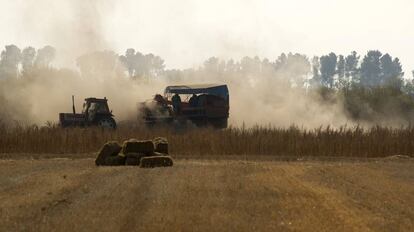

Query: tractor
[59,96,117,129]
[139,83,229,128]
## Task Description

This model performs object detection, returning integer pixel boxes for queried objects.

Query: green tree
[119,49,165,78]
[34,45,56,68]
[360,50,382,87]
[309,56,321,87]
[143,53,165,77]
[320,52,337,88]
[0,45,21,79]
[337,55,345,78]
[21,47,36,74]
[119,48,136,77]
[274,53,287,70]
[345,51,360,84]
[380,54,403,88]
[274,53,310,87]
[204,57,220,73]
[77,50,122,79]
[336,55,347,88]
[225,59,239,73]
[240,56,260,74]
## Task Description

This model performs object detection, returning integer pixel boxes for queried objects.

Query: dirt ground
[0,156,413,232]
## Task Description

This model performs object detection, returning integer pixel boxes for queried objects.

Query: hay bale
[95,141,122,166]
[125,156,139,166]
[153,137,169,154]
[155,143,169,154]
[125,153,146,166]
[140,156,173,168]
[104,155,126,166]
[122,139,154,155]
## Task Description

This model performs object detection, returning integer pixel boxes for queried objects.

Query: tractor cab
[82,98,112,115]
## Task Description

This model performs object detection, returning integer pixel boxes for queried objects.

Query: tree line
[312,51,404,89]
[0,45,56,78]
[1,44,413,89]
[2,44,414,124]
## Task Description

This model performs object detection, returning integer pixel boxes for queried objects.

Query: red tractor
[59,96,116,129]
[139,83,229,128]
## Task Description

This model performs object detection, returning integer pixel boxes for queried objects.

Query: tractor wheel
[98,118,117,129]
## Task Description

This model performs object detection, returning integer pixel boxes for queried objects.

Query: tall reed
[1,123,413,157]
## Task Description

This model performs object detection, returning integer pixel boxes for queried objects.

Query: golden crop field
[1,123,414,158]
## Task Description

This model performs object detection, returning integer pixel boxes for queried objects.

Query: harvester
[59,96,117,129]
[139,83,229,128]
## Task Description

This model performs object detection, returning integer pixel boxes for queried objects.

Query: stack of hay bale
[95,137,173,168]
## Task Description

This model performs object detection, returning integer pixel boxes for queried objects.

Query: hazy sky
[1,0,413,74]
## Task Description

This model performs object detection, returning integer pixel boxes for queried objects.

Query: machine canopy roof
[164,84,228,98]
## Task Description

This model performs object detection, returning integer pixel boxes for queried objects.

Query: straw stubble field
[0,158,413,231]
[0,124,413,231]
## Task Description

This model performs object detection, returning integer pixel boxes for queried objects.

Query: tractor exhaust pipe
[72,95,76,114]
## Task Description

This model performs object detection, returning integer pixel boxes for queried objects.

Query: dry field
[1,125,413,231]
[0,155,413,232]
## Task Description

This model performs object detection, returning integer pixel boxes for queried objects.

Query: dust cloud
[0,0,394,128]
[181,69,352,128]
[0,72,164,125]
[227,80,350,128]
[0,63,354,128]
[18,0,114,67]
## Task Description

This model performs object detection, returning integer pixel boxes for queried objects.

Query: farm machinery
[139,83,229,128]
[59,96,117,129]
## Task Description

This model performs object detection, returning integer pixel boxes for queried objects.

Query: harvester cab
[139,83,229,128]
[59,96,116,129]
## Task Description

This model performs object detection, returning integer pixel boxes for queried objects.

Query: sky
[1,0,413,75]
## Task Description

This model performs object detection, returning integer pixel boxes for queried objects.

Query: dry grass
[0,158,413,231]
[1,122,414,157]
